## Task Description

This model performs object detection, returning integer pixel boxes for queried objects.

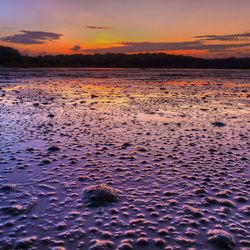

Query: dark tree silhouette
[0,46,22,65]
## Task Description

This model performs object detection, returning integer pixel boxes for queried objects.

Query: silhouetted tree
[0,46,22,65]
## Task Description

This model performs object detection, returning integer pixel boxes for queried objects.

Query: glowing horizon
[1,0,250,58]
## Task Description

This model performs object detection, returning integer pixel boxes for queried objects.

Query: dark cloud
[0,26,13,30]
[71,45,82,52]
[194,32,250,41]
[82,41,250,54]
[86,26,111,30]
[1,30,63,45]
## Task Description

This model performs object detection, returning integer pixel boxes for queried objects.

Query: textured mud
[0,69,249,250]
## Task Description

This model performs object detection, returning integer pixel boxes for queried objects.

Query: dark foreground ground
[0,69,249,250]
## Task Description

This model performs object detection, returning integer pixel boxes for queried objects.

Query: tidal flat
[0,69,249,250]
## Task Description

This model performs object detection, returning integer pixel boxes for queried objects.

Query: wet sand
[0,69,249,250]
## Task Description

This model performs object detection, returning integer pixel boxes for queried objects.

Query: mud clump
[240,205,250,215]
[90,239,114,250]
[78,175,88,182]
[121,142,131,149]
[1,205,25,215]
[208,229,235,249]
[91,94,99,99]
[183,205,204,218]
[83,184,121,207]
[48,113,55,118]
[48,146,61,152]
[15,236,37,249]
[1,184,16,192]
[32,103,39,107]
[211,121,226,127]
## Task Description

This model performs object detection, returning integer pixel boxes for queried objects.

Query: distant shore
[1,45,250,69]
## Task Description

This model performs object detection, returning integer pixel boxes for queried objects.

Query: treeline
[1,45,250,69]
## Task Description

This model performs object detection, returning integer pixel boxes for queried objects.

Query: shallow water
[0,69,249,249]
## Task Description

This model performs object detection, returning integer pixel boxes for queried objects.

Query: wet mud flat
[0,69,249,250]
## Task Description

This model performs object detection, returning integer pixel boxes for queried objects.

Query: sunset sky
[1,0,250,58]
